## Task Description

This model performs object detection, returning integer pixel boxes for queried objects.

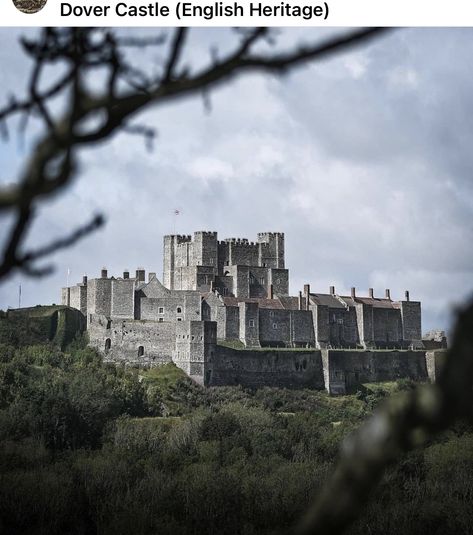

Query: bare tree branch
[0,27,391,286]
[163,27,188,82]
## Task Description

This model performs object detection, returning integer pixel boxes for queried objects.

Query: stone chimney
[329,285,335,295]
[369,288,374,298]
[405,290,410,302]
[123,270,129,279]
[101,267,108,278]
[82,275,88,285]
[298,291,303,310]
[385,288,391,300]
[269,284,274,299]
[210,280,214,292]
[304,284,310,310]
[148,272,156,282]
[136,268,145,282]
[351,287,356,298]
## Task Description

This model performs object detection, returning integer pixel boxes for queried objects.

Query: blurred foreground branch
[0,27,390,282]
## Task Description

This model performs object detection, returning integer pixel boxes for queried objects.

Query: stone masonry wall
[173,320,217,385]
[372,308,402,345]
[111,279,135,319]
[325,349,429,394]
[86,278,112,320]
[426,349,447,383]
[400,301,422,342]
[88,314,176,365]
[210,347,324,389]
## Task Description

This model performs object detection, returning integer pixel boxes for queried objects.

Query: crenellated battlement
[163,230,286,292]
[258,231,284,241]
[194,231,218,237]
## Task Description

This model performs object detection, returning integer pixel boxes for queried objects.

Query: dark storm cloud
[0,28,472,333]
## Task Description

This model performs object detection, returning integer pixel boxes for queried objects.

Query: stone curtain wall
[210,347,325,389]
[325,349,429,394]
[207,346,430,394]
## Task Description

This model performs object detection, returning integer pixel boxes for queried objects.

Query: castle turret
[193,231,218,268]
[257,232,285,269]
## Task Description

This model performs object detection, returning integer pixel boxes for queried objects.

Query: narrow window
[269,311,274,317]
[106,319,112,329]
[105,338,111,351]
[249,319,255,327]
[138,346,144,357]
[177,317,182,322]
[273,323,278,329]
[158,307,164,314]
[260,278,264,285]
[159,318,164,323]
[177,306,182,314]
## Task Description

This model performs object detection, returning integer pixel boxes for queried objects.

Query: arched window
[138,346,144,357]
[177,306,182,314]
[106,319,111,329]
[105,338,111,351]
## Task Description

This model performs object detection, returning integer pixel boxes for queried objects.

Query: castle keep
[61,231,444,394]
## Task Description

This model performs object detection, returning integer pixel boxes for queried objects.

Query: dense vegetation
[0,324,472,534]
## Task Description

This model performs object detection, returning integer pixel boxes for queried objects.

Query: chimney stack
[148,272,156,282]
[136,268,145,282]
[269,284,274,299]
[385,288,391,300]
[304,284,310,310]
[298,291,303,310]
[351,287,356,298]
[405,290,410,302]
[369,288,374,298]
[123,270,129,279]
[210,280,214,292]
[82,275,88,285]
[329,285,335,295]
[101,267,108,278]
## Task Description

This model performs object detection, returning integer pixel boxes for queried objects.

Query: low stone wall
[325,349,429,394]
[209,346,325,389]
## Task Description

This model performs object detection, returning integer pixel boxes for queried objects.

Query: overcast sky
[1,27,472,334]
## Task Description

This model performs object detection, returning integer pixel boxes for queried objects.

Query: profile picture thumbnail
[13,0,47,13]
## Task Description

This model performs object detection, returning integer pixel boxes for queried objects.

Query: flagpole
[18,285,21,309]
[173,209,180,235]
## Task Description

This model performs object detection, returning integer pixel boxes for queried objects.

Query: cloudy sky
[1,27,472,334]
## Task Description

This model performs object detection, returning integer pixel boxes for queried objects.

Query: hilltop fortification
[61,230,445,394]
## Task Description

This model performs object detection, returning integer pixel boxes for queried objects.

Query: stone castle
[61,231,445,394]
